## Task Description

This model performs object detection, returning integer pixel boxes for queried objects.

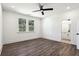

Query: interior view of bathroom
[61,19,71,43]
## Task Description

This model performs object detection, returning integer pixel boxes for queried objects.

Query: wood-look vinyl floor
[1,38,79,56]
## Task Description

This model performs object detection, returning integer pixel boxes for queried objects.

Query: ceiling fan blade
[33,10,41,12]
[43,8,53,11]
[41,11,44,15]
[38,3,43,10]
[40,5,43,10]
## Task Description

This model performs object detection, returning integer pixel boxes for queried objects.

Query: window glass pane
[18,18,26,32]
[28,20,34,32]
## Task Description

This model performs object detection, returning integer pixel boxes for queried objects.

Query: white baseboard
[42,36,76,45]
[3,37,41,45]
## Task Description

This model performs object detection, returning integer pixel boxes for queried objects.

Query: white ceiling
[2,3,79,18]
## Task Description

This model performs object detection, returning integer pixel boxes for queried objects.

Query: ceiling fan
[33,4,53,15]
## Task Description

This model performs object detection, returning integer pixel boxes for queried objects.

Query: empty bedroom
[0,3,79,56]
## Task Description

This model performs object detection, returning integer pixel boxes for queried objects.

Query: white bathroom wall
[62,21,71,33]
[3,10,42,44]
[61,9,79,44]
[0,4,2,54]
[62,21,71,39]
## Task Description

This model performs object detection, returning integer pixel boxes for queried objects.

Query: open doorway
[61,19,71,43]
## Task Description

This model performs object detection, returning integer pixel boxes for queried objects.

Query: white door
[76,21,79,49]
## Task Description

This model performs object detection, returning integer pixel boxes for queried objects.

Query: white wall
[42,9,79,45]
[3,10,42,44]
[42,15,62,42]
[0,4,2,54]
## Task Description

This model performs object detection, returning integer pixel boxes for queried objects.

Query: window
[28,20,34,32]
[18,18,26,32]
[18,18,34,32]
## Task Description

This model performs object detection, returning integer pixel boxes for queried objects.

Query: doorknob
[76,33,79,35]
